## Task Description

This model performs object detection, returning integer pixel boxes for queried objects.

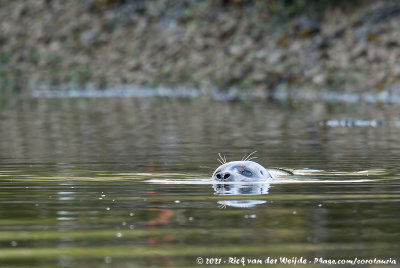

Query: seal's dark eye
[240,169,253,177]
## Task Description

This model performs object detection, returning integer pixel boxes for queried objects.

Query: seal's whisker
[223,155,227,163]
[218,153,224,164]
[218,203,227,209]
[247,156,258,161]
[217,158,223,165]
[242,152,250,161]
[243,151,257,161]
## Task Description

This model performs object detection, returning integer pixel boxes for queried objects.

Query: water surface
[0,97,399,267]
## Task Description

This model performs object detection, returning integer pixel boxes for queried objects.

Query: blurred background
[1,0,400,99]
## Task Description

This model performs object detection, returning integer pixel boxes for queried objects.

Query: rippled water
[0,97,399,267]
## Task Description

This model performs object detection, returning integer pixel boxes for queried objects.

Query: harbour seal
[212,152,292,182]
[212,160,271,182]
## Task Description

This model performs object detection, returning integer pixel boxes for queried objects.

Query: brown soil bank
[1,0,400,97]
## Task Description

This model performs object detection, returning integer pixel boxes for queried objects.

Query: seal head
[212,161,272,182]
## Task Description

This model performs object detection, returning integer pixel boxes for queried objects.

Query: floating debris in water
[104,257,112,264]
[116,232,123,238]
[321,119,386,127]
[10,241,18,247]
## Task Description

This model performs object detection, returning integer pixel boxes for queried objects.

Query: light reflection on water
[0,98,400,266]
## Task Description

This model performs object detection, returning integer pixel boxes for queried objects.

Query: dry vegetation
[1,0,400,96]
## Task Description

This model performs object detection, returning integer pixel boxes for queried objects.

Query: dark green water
[0,98,399,267]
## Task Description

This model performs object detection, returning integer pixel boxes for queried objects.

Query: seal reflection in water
[213,183,270,208]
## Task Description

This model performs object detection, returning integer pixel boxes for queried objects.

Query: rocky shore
[1,0,400,98]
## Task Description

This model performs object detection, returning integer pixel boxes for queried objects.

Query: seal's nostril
[223,173,230,179]
[216,174,221,179]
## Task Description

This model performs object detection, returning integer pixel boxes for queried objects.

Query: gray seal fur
[212,160,272,182]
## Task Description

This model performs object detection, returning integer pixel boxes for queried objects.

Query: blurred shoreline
[30,84,400,105]
[1,0,400,98]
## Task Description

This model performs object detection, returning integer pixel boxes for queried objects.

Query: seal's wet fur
[212,160,272,182]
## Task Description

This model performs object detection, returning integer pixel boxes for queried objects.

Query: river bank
[1,0,400,98]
